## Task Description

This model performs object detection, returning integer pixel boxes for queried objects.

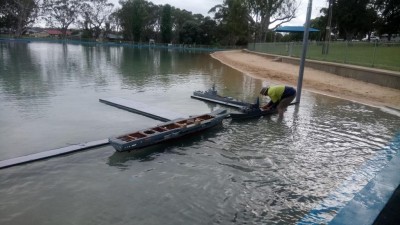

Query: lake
[0,41,399,224]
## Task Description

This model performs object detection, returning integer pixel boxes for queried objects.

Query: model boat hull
[230,108,276,120]
[109,109,227,152]
[191,86,251,109]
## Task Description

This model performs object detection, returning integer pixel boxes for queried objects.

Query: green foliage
[209,0,250,45]
[247,0,297,42]
[0,0,39,37]
[42,0,82,37]
[139,1,159,42]
[199,17,218,45]
[6,0,394,47]
[160,4,172,43]
[81,29,92,39]
[118,0,147,42]
[279,33,304,42]
[375,0,400,35]
[118,0,159,42]
[131,0,147,42]
[179,20,201,44]
[333,0,375,40]
[310,16,326,41]
[0,14,17,29]
[171,8,197,43]
[226,0,249,38]
[80,0,114,39]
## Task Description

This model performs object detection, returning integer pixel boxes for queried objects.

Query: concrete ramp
[99,97,186,122]
[0,139,109,169]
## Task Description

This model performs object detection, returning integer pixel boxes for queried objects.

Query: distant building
[106,33,123,41]
[25,28,48,38]
[45,29,72,37]
[31,31,49,38]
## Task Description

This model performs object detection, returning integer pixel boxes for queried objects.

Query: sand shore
[211,50,400,109]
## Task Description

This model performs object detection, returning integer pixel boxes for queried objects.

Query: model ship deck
[191,86,251,109]
[109,109,227,152]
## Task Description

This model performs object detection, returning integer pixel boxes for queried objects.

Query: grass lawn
[251,42,400,72]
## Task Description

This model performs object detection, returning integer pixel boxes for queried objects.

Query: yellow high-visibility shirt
[267,85,285,103]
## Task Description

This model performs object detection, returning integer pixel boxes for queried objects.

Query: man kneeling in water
[259,85,296,116]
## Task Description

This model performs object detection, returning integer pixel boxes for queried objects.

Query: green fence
[0,36,240,52]
[248,41,400,72]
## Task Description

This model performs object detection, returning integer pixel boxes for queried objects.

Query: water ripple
[1,43,399,225]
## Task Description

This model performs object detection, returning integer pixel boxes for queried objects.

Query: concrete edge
[297,133,400,225]
[329,133,400,225]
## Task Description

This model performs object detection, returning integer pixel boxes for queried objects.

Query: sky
[110,0,328,27]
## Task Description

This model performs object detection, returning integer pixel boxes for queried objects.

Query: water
[0,42,399,225]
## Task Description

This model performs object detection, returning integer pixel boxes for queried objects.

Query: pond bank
[211,50,400,109]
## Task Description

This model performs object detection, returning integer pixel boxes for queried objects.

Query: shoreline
[211,50,400,109]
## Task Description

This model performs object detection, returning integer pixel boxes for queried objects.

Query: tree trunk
[15,19,25,37]
[62,27,68,39]
[345,31,354,41]
[260,12,271,42]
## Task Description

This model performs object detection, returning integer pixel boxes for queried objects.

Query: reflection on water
[0,42,399,225]
[107,126,224,170]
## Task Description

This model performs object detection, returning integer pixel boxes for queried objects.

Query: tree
[80,0,114,39]
[247,0,298,42]
[375,0,400,39]
[179,20,202,44]
[334,0,371,40]
[42,0,83,38]
[170,9,193,43]
[117,0,149,42]
[0,14,17,31]
[131,0,147,42]
[209,0,250,45]
[117,1,134,40]
[309,16,325,41]
[106,10,121,33]
[141,1,159,42]
[361,7,378,40]
[0,0,17,30]
[226,0,250,44]
[199,16,218,45]
[210,0,297,43]
[160,4,172,43]
[0,0,39,37]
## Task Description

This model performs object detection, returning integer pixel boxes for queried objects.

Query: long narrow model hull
[109,109,227,152]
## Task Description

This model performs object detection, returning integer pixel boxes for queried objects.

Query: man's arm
[262,100,276,110]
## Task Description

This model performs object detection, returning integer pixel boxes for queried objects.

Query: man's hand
[261,105,271,110]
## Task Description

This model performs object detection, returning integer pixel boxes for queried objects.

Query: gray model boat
[230,107,276,120]
[109,109,228,152]
[229,98,276,120]
[191,86,277,120]
[191,85,251,109]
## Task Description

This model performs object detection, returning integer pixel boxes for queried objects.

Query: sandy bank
[211,50,400,109]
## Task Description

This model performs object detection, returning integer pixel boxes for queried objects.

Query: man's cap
[260,86,269,95]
